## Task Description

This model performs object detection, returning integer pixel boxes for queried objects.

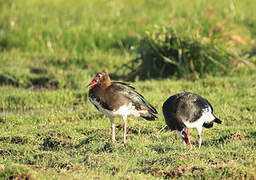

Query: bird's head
[87,69,111,88]
[180,128,191,146]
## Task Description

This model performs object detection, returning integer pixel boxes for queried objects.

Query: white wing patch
[184,106,215,129]
[114,102,141,117]
[89,97,142,119]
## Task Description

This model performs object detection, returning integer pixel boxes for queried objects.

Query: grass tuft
[117,25,254,80]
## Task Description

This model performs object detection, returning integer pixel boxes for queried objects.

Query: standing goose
[162,92,222,148]
[88,69,158,146]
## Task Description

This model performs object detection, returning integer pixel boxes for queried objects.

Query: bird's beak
[183,136,191,146]
[87,77,98,88]
[182,128,191,146]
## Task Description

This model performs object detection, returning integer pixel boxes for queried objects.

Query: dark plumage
[88,69,158,145]
[162,92,222,148]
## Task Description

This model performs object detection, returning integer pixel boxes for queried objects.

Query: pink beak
[87,77,98,88]
[183,128,191,146]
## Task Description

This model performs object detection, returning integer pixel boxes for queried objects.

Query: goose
[88,69,158,146]
[162,92,222,148]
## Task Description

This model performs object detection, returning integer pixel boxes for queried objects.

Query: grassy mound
[116,24,255,80]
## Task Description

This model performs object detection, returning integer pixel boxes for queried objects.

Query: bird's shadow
[202,132,249,147]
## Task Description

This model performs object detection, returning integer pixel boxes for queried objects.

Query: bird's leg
[197,126,202,148]
[123,115,127,146]
[110,118,116,143]
[197,135,202,148]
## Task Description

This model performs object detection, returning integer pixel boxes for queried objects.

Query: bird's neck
[101,75,111,88]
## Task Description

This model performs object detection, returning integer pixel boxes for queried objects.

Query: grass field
[0,0,256,179]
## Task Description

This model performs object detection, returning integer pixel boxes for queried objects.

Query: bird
[87,69,158,146]
[162,92,222,148]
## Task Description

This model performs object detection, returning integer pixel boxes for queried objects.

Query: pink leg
[197,135,201,148]
[123,120,127,145]
[188,138,192,149]
[110,118,116,142]
[197,127,202,148]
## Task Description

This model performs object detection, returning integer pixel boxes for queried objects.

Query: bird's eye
[97,73,103,78]
[181,131,186,138]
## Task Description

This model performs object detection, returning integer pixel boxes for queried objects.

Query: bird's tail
[142,100,158,114]
[203,122,213,128]
[141,112,158,121]
[203,117,222,128]
[214,117,222,124]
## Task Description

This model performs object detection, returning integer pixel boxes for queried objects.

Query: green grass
[0,73,255,179]
[0,0,256,179]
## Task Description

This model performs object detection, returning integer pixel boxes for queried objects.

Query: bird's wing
[111,82,158,114]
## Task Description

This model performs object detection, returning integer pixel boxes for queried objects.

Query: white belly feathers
[89,97,141,118]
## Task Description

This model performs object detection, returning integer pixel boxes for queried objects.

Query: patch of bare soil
[30,77,59,90]
[142,159,238,178]
[219,132,247,143]
[8,173,34,180]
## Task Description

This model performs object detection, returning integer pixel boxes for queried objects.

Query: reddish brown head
[87,69,111,88]
[180,128,191,146]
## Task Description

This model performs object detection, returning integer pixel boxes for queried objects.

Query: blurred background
[0,0,255,89]
[0,1,256,179]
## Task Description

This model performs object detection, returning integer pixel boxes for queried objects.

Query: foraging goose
[88,69,158,145]
[162,92,222,148]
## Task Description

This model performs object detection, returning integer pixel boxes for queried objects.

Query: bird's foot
[111,139,126,147]
[188,144,192,149]
[114,142,126,147]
